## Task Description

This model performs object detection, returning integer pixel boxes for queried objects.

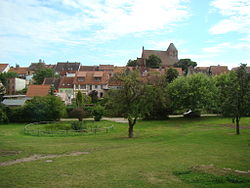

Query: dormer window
[77,77,85,81]
[94,77,101,81]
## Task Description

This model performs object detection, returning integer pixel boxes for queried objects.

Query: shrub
[92,105,104,121]
[70,107,85,121]
[71,121,85,130]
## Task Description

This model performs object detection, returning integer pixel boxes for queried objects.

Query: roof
[80,66,98,71]
[209,66,229,75]
[114,66,126,73]
[9,67,29,75]
[54,62,80,72]
[231,66,250,73]
[58,77,74,89]
[43,77,60,90]
[26,85,50,97]
[166,43,177,52]
[76,71,87,77]
[74,71,109,85]
[0,64,9,72]
[98,64,114,71]
[2,98,29,106]
[29,62,46,71]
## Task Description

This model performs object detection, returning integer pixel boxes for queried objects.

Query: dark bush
[71,121,85,130]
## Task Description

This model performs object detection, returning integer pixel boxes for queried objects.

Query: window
[80,85,86,89]
[78,77,84,81]
[94,77,101,81]
[95,85,98,89]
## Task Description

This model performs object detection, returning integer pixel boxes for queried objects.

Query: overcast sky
[0,0,249,68]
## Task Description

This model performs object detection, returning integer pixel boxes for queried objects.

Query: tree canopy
[146,55,162,68]
[127,59,138,67]
[33,68,55,84]
[165,68,179,83]
[174,59,197,75]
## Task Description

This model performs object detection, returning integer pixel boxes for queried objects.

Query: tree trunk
[128,117,137,138]
[128,124,134,138]
[236,116,240,135]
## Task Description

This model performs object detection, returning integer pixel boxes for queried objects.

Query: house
[58,77,74,104]
[209,66,229,75]
[29,60,46,71]
[195,67,210,74]
[7,78,26,95]
[80,66,98,71]
[73,71,109,97]
[0,64,10,73]
[43,77,61,91]
[9,67,31,79]
[54,62,80,76]
[138,43,179,68]
[231,66,250,73]
[26,85,50,97]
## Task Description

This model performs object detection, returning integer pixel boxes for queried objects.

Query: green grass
[0,117,250,188]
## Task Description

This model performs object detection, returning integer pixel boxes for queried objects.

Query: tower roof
[166,43,177,52]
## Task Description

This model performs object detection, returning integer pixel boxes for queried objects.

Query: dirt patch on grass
[0,151,89,167]
[0,150,21,156]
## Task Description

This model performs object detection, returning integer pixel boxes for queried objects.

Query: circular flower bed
[24,121,114,136]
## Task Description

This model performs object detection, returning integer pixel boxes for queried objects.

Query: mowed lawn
[0,117,250,188]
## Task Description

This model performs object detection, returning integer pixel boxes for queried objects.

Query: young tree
[146,55,162,68]
[76,91,84,107]
[165,68,179,83]
[106,71,147,138]
[174,59,197,75]
[33,68,55,84]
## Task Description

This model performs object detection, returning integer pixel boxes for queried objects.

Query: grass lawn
[0,117,250,188]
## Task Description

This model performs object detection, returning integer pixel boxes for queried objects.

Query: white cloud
[209,0,250,34]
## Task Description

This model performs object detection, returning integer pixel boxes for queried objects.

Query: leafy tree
[106,71,148,138]
[92,105,104,121]
[146,55,162,68]
[89,90,98,103]
[0,72,18,87]
[24,96,66,122]
[70,107,85,121]
[174,59,197,75]
[0,104,8,123]
[127,59,138,67]
[215,64,250,134]
[0,84,6,101]
[166,68,179,83]
[168,73,217,116]
[76,91,84,107]
[33,68,55,84]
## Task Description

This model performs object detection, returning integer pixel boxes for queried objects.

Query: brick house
[54,62,80,76]
[7,78,26,95]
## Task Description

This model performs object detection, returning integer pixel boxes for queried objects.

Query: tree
[168,73,217,116]
[76,91,84,107]
[146,55,162,68]
[24,96,66,122]
[166,68,179,83]
[92,105,104,121]
[174,59,197,75]
[0,72,18,87]
[106,71,148,138]
[127,59,138,67]
[89,90,98,103]
[70,107,85,121]
[33,68,55,84]
[215,64,250,134]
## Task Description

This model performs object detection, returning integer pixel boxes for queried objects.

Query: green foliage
[168,73,218,114]
[71,121,85,130]
[92,105,104,121]
[127,59,138,67]
[76,91,84,107]
[0,72,18,87]
[165,68,179,83]
[146,55,162,68]
[174,58,197,75]
[33,67,55,84]
[88,90,98,103]
[23,96,66,122]
[0,104,8,123]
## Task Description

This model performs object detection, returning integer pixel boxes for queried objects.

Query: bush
[70,107,85,121]
[92,105,104,121]
[71,121,85,130]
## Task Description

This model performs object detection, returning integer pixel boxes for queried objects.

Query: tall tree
[174,59,197,75]
[76,91,84,107]
[146,55,162,68]
[33,68,55,84]
[106,71,148,138]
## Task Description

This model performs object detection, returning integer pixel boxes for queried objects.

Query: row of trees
[105,64,250,137]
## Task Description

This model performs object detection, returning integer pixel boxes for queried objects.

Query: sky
[0,0,249,69]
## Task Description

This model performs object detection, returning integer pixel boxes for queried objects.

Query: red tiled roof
[0,64,9,72]
[9,67,29,74]
[74,71,109,85]
[80,66,97,71]
[58,77,74,89]
[26,85,50,97]
[209,66,229,75]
